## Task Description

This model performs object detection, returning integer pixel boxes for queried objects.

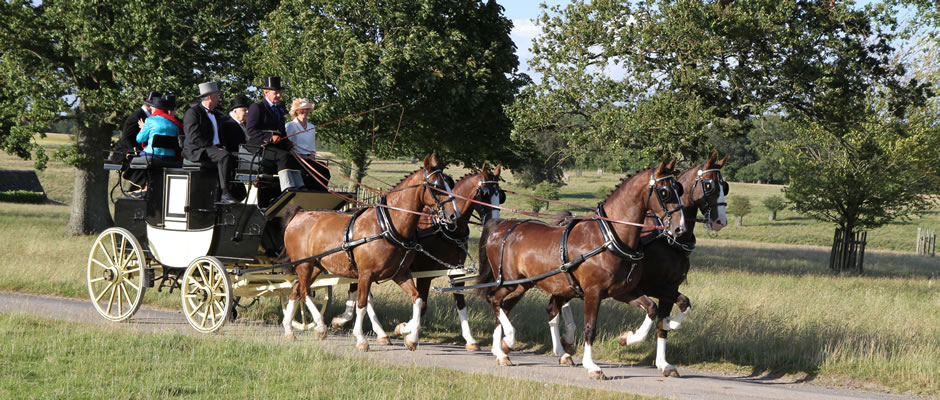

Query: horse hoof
[376,336,391,345]
[618,331,632,347]
[561,338,576,355]
[356,343,370,352]
[465,343,479,352]
[316,329,328,340]
[501,340,512,354]
[663,367,680,378]
[559,355,574,365]
[405,338,417,351]
[284,332,295,340]
[496,357,513,367]
[589,371,607,380]
[331,318,348,329]
[395,322,408,336]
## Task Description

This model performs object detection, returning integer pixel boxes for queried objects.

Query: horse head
[648,158,686,238]
[474,165,504,224]
[685,152,729,232]
[421,154,460,226]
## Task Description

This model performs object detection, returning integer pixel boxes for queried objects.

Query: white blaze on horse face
[443,179,460,219]
[488,192,500,220]
[710,185,728,231]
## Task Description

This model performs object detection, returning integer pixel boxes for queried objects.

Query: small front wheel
[181,256,232,333]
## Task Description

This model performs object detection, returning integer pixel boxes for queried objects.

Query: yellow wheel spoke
[109,233,119,267]
[96,241,114,267]
[95,280,115,303]
[91,258,110,271]
[200,303,210,328]
[123,266,141,275]
[118,236,127,270]
[197,265,208,285]
[122,277,140,292]
[120,281,133,306]
[106,282,118,314]
[117,284,124,316]
[89,276,106,284]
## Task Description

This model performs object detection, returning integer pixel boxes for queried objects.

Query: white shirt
[203,106,219,145]
[286,119,315,155]
[142,106,152,117]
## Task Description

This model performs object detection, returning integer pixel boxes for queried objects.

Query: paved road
[0,291,927,400]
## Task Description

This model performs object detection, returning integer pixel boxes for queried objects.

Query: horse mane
[391,167,426,190]
[605,169,643,201]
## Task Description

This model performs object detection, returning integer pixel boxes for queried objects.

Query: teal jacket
[136,115,180,156]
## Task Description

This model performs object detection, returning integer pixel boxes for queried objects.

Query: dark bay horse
[477,159,686,380]
[550,153,729,377]
[331,166,505,351]
[281,154,458,351]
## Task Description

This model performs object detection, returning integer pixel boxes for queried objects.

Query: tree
[762,196,786,221]
[0,0,275,234]
[726,196,751,227]
[249,0,526,183]
[528,181,560,213]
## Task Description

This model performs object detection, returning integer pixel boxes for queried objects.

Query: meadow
[1,134,938,396]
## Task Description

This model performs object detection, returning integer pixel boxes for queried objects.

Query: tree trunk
[769,211,776,221]
[735,215,743,226]
[65,120,114,235]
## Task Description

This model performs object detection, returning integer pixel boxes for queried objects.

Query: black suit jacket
[182,103,234,161]
[110,108,148,163]
[245,100,288,146]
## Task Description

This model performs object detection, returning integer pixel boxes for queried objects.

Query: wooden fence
[829,228,867,274]
[916,227,936,257]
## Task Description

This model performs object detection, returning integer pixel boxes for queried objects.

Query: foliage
[528,181,560,212]
[762,195,787,213]
[0,190,45,204]
[249,0,526,177]
[726,196,751,217]
[0,0,276,234]
[593,186,613,200]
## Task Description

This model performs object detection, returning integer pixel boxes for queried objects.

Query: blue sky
[498,1,567,79]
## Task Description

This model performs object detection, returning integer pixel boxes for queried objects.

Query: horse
[281,154,459,351]
[476,159,686,380]
[549,152,729,377]
[330,166,505,351]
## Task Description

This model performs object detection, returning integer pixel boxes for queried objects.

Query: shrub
[763,195,787,221]
[593,186,613,200]
[0,190,46,204]
[727,196,752,226]
[528,181,560,212]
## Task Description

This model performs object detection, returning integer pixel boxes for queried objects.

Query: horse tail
[275,205,306,266]
[475,217,499,296]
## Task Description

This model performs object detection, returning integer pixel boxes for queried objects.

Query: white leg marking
[353,306,368,345]
[303,296,327,333]
[548,314,566,357]
[664,307,689,331]
[561,303,576,344]
[655,337,674,372]
[365,294,388,338]
[491,324,507,358]
[282,299,297,336]
[332,290,357,326]
[405,298,424,344]
[626,315,655,344]
[457,307,476,345]
[497,308,515,348]
[582,344,602,373]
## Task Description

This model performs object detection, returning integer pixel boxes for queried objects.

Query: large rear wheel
[87,227,147,322]
[181,256,233,333]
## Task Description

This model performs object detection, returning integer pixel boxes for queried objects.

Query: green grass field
[1,134,939,396]
[0,314,646,399]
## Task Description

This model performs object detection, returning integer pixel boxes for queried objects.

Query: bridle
[690,165,728,227]
[646,170,684,237]
[423,167,459,230]
[472,174,505,223]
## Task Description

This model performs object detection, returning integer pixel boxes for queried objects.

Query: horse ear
[494,165,502,176]
[666,158,677,171]
[707,151,718,166]
[656,156,669,175]
[424,154,436,170]
[716,154,729,168]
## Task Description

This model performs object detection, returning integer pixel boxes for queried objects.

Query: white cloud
[511,18,540,79]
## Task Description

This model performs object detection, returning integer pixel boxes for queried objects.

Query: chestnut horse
[476,159,686,380]
[549,153,730,377]
[281,154,458,351]
[330,167,505,351]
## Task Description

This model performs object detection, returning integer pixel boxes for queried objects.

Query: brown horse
[549,153,730,377]
[330,166,505,351]
[281,154,458,351]
[477,159,685,380]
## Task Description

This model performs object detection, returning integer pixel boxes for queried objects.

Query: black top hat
[229,95,251,111]
[153,93,177,111]
[262,76,284,91]
[144,90,162,106]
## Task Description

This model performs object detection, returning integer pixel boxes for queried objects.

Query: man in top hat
[111,89,161,189]
[245,76,304,192]
[182,81,239,204]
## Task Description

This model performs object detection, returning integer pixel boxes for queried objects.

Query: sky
[498,1,567,81]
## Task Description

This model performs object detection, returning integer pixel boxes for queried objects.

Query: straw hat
[289,98,314,117]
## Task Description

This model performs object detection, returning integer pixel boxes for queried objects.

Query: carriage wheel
[87,227,148,322]
[181,256,233,333]
[283,286,332,331]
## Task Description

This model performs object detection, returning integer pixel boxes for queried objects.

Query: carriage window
[165,175,189,222]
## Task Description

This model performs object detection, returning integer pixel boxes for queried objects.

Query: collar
[141,106,152,117]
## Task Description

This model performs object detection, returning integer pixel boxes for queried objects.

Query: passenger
[182,81,238,205]
[111,90,160,191]
[136,93,181,162]
[285,98,330,191]
[228,95,251,138]
[245,76,305,193]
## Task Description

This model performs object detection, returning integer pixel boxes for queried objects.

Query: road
[0,291,928,400]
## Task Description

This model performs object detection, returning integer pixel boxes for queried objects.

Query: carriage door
[164,173,189,230]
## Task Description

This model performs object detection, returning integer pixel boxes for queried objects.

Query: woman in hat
[285,98,330,190]
[136,93,181,161]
